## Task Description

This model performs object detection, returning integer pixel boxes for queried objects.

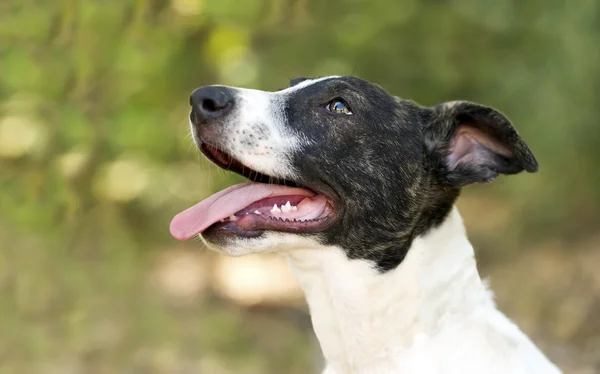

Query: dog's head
[170,76,538,271]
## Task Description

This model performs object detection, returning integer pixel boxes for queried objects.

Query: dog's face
[170,76,538,272]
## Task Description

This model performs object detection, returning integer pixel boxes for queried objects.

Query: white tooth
[229,215,237,221]
[220,219,225,222]
[270,204,281,213]
[281,201,292,213]
[254,210,261,215]
[291,206,298,211]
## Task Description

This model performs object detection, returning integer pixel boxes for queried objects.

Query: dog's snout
[190,86,234,120]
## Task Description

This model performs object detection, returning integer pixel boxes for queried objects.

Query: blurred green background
[1,0,599,373]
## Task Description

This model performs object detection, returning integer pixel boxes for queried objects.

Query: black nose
[189,86,234,120]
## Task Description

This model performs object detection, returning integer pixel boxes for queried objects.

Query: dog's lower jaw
[286,207,562,374]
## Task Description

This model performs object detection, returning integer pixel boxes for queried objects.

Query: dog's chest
[319,316,561,374]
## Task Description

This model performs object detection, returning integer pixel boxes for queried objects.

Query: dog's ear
[425,101,538,187]
[290,77,310,87]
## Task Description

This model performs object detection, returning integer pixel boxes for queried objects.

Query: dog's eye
[325,99,353,115]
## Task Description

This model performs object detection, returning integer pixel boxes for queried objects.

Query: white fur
[285,208,562,374]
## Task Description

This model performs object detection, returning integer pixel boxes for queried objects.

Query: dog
[170,76,562,374]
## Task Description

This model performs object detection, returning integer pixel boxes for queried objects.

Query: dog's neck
[285,207,494,374]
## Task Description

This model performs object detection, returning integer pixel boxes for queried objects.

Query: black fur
[280,77,537,272]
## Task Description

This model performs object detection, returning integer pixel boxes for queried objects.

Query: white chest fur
[285,208,561,374]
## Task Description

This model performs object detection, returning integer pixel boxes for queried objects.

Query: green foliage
[0,0,598,372]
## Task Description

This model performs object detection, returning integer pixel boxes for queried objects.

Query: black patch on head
[281,77,538,272]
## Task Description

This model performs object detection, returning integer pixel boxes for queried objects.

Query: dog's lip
[200,141,341,196]
[199,143,299,187]
[199,142,340,206]
[200,143,236,173]
[205,210,336,238]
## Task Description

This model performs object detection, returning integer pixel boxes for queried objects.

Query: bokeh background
[1,0,599,373]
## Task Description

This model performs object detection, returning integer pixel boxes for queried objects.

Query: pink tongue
[170,182,317,240]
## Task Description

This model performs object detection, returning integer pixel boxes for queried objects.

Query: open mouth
[169,143,336,240]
